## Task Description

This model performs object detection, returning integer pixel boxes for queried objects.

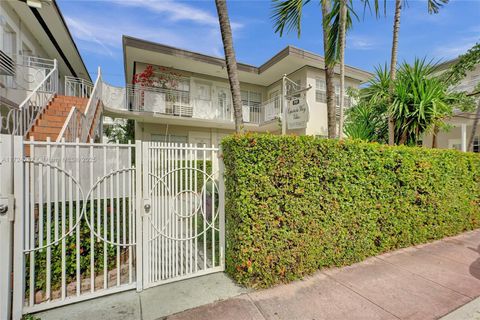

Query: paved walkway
[166,229,480,320]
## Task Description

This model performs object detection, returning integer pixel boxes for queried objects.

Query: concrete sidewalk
[166,229,480,320]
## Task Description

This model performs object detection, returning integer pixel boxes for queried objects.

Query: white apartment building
[102,36,372,145]
[422,59,480,152]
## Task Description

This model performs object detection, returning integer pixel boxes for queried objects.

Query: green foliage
[26,199,130,294]
[104,119,135,144]
[345,59,476,144]
[440,42,480,90]
[222,134,480,288]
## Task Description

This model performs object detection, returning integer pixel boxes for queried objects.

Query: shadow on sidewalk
[469,244,480,280]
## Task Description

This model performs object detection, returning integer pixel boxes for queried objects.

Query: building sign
[286,96,309,129]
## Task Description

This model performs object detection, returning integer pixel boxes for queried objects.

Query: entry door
[142,141,225,288]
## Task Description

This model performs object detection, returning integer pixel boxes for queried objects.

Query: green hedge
[222,134,480,288]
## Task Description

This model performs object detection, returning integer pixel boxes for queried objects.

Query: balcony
[111,84,282,126]
[1,54,56,92]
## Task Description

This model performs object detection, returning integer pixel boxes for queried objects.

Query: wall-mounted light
[21,0,52,9]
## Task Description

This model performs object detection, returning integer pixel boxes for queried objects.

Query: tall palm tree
[387,0,448,145]
[338,0,347,138]
[387,0,401,145]
[272,0,337,138]
[215,0,243,133]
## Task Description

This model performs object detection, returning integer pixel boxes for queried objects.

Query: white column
[461,123,467,152]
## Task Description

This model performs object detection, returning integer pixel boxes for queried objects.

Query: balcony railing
[101,84,283,126]
[2,54,56,92]
[65,76,94,98]
[125,85,234,121]
[243,96,282,125]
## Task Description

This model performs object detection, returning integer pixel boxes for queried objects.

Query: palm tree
[387,0,449,145]
[272,0,337,138]
[338,0,347,138]
[215,0,243,133]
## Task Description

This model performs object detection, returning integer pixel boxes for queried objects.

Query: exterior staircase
[27,95,89,141]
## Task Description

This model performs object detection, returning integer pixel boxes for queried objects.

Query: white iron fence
[0,137,225,319]
[12,138,138,316]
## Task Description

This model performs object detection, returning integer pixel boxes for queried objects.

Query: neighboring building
[103,36,372,145]
[422,59,480,152]
[0,0,101,142]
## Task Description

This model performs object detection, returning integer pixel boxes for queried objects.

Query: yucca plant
[345,58,475,145]
[391,59,474,145]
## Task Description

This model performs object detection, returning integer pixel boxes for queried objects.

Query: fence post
[12,135,25,320]
[0,135,14,320]
[218,146,226,270]
[135,140,143,292]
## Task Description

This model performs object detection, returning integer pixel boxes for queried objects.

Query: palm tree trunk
[338,0,347,139]
[215,0,243,133]
[322,0,336,139]
[388,0,402,145]
[431,125,439,148]
[468,101,480,151]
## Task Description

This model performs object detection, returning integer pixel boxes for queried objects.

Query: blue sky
[58,0,480,86]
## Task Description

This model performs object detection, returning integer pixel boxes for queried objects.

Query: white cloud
[64,13,225,58]
[433,37,479,59]
[347,35,379,50]
[106,0,242,30]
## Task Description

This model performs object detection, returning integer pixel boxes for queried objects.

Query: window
[2,24,16,55]
[315,78,326,103]
[241,90,261,107]
[241,90,262,123]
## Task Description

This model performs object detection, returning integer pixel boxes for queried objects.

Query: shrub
[222,134,480,288]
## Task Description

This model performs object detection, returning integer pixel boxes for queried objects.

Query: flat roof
[123,35,373,86]
[7,0,90,81]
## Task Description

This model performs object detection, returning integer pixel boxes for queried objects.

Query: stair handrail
[18,58,58,136]
[58,67,103,142]
[81,67,103,141]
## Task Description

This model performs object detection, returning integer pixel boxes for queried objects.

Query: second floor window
[241,90,262,109]
[315,78,326,103]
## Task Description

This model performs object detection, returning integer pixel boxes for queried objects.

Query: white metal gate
[11,138,139,317]
[2,137,225,319]
[142,142,225,289]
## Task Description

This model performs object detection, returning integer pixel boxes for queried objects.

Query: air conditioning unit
[0,50,15,76]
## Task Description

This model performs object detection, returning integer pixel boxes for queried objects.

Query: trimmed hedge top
[222,134,480,288]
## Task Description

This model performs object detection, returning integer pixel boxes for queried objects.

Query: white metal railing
[101,82,281,125]
[0,56,58,136]
[126,84,192,116]
[59,68,103,142]
[4,55,56,91]
[243,96,282,125]
[65,76,94,98]
[18,59,58,136]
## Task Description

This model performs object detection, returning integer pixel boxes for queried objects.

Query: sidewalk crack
[322,271,401,320]
[374,256,473,299]
[246,292,268,320]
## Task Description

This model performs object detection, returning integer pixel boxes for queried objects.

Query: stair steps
[27,95,89,142]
